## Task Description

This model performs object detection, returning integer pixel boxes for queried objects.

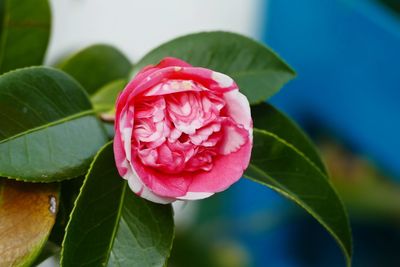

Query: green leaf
[58,44,132,95]
[0,67,108,182]
[0,179,59,267]
[245,128,352,266]
[251,103,327,175]
[91,78,126,112]
[0,0,51,74]
[135,31,295,104]
[61,142,174,267]
[102,122,115,139]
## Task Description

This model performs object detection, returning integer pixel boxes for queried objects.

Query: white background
[46,0,263,64]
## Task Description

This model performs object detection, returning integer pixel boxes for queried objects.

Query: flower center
[133,90,226,174]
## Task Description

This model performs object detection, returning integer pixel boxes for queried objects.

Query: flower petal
[132,158,193,198]
[126,66,238,100]
[187,139,252,194]
[218,118,250,155]
[223,90,253,132]
[176,191,214,201]
[126,170,174,204]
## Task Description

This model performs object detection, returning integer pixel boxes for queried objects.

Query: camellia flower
[113,57,253,203]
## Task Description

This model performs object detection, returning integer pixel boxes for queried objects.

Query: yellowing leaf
[0,180,59,267]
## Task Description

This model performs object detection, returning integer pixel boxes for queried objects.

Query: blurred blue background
[214,0,400,266]
[267,0,400,178]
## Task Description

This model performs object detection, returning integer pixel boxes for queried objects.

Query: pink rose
[113,57,252,203]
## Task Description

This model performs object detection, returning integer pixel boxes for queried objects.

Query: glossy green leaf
[61,142,174,267]
[0,0,51,74]
[135,31,295,104]
[91,78,126,112]
[251,103,327,175]
[245,128,352,266]
[58,44,131,95]
[0,67,108,182]
[0,179,59,267]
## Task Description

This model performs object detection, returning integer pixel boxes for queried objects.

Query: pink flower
[113,57,253,203]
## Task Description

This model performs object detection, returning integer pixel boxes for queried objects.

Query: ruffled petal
[132,158,193,198]
[218,118,250,155]
[186,139,252,194]
[223,90,252,132]
[126,66,238,100]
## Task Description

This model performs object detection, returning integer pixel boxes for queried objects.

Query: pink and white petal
[168,128,182,142]
[132,159,193,198]
[144,80,205,96]
[137,185,175,204]
[134,97,166,122]
[128,57,193,97]
[187,139,252,193]
[127,66,237,100]
[223,90,252,133]
[123,163,174,204]
[113,129,128,177]
[119,107,135,161]
[137,148,158,167]
[189,122,221,145]
[167,93,204,134]
[114,105,135,173]
[176,191,214,201]
[201,133,222,147]
[202,93,225,113]
[211,71,235,88]
[134,120,166,143]
[166,67,237,93]
[218,119,250,155]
